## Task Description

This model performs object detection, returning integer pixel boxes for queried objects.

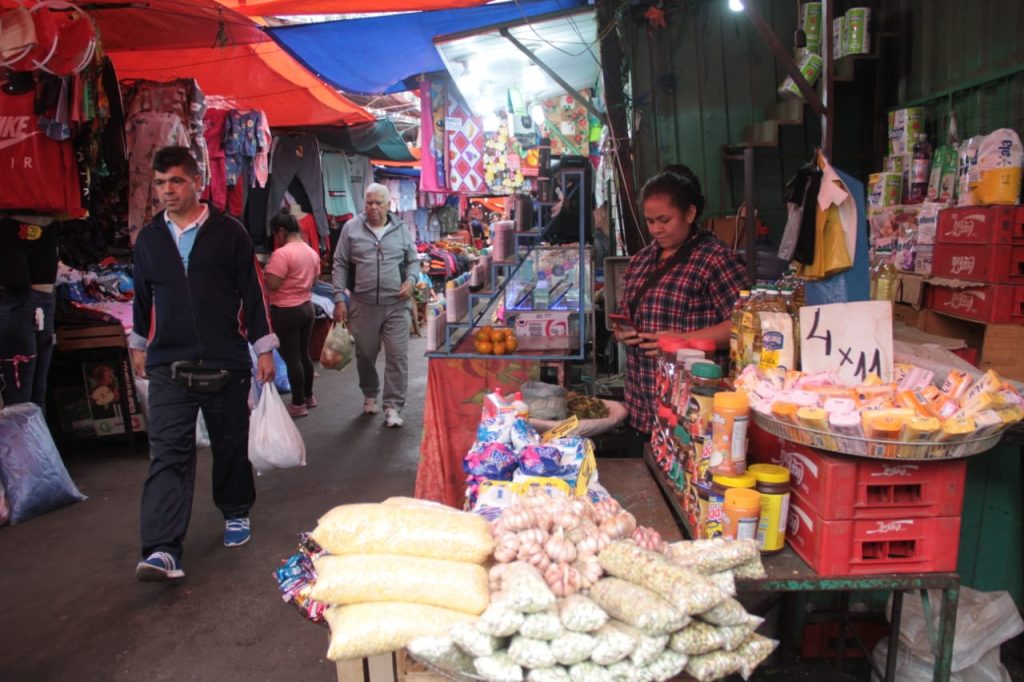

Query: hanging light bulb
[728,0,745,12]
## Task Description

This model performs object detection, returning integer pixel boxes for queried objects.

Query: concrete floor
[0,337,430,682]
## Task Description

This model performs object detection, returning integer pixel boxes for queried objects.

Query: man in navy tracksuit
[130,146,278,581]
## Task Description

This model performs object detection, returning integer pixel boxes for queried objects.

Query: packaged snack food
[976,129,1023,205]
[324,603,474,660]
[407,636,475,673]
[588,578,689,635]
[527,666,571,682]
[568,661,613,682]
[509,635,558,669]
[598,542,727,616]
[477,600,527,637]
[520,608,566,640]
[451,620,502,657]
[557,594,609,632]
[591,622,638,665]
[500,562,558,613]
[641,649,689,682]
[550,632,597,666]
[475,653,525,682]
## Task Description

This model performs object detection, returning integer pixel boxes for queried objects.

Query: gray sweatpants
[348,299,411,409]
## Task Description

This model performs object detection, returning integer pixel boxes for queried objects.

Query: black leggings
[270,302,315,405]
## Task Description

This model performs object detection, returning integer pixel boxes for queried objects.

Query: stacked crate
[752,442,967,576]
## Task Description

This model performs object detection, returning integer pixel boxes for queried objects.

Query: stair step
[767,99,804,126]
[742,121,779,147]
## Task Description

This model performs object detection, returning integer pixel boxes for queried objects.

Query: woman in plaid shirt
[614,167,747,440]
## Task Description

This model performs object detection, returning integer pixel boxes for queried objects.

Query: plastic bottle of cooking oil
[871,250,898,303]
[740,286,765,369]
[781,286,800,369]
[753,288,786,369]
[729,290,751,378]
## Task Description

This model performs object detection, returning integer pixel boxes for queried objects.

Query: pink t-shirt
[265,241,320,308]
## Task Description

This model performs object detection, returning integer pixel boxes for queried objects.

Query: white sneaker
[384,408,404,428]
[363,397,379,415]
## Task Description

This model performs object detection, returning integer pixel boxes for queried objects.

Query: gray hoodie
[332,212,419,306]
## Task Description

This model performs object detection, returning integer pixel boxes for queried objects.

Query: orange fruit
[475,340,493,354]
[505,337,518,352]
[491,328,506,342]
[492,342,507,356]
[479,325,495,342]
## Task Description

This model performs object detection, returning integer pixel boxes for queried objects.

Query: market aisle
[0,336,430,682]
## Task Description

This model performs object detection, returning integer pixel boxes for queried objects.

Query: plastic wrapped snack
[699,597,763,627]
[606,659,647,682]
[597,541,726,616]
[735,633,778,679]
[550,632,597,666]
[324,603,473,660]
[527,666,571,682]
[475,652,525,682]
[464,442,519,480]
[569,661,613,682]
[668,621,725,656]
[509,636,559,669]
[628,630,669,667]
[310,503,494,563]
[451,621,503,657]
[685,649,744,682]
[558,594,609,633]
[718,624,757,652]
[642,649,689,682]
[311,554,489,614]
[588,578,688,635]
[477,600,526,637]
[666,539,759,575]
[708,571,736,596]
[733,558,768,580]
[501,562,558,613]
[407,635,475,672]
[591,622,638,665]
[520,608,565,640]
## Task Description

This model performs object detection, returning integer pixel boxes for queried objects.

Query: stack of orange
[473,325,519,355]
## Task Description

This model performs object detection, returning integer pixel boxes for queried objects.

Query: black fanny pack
[170,361,232,393]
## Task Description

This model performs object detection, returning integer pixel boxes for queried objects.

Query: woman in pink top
[264,211,322,418]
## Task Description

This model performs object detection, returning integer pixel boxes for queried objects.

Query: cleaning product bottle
[909,133,933,204]
[729,290,751,378]
[511,392,530,419]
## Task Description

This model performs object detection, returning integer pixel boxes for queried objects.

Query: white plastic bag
[872,588,1024,681]
[137,377,210,449]
[247,384,306,473]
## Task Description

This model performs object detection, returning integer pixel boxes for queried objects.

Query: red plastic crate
[751,442,967,520]
[931,242,1024,283]
[927,283,1024,324]
[787,495,961,575]
[801,619,890,659]
[936,205,1024,245]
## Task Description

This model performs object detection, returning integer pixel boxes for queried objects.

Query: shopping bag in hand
[248,384,306,474]
[320,323,354,371]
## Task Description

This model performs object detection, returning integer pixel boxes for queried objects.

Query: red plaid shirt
[618,233,746,433]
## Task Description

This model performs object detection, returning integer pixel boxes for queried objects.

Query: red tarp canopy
[1,0,373,127]
[217,0,489,16]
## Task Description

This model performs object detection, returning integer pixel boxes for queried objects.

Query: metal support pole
[934,587,960,682]
[885,590,904,682]
[743,146,757,284]
[821,0,835,159]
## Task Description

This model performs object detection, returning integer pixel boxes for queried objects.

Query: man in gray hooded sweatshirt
[332,183,419,427]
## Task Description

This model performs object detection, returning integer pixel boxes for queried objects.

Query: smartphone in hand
[608,313,636,333]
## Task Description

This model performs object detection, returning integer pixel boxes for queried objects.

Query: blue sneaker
[136,551,185,581]
[224,517,251,547]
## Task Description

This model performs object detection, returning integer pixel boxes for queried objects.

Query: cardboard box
[896,273,926,308]
[513,311,578,351]
[919,309,1024,381]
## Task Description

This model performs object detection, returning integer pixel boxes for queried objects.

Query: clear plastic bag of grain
[699,597,764,627]
[735,633,778,679]
[665,538,760,575]
[642,649,689,682]
[606,658,647,682]
[628,630,669,667]
[668,621,725,655]
[509,635,558,669]
[568,661,613,682]
[527,665,571,682]
[550,632,596,666]
[734,558,768,580]
[590,622,637,665]
[520,608,565,640]
[324,603,474,660]
[557,594,609,633]
[406,635,474,673]
[718,623,758,652]
[597,541,726,615]
[588,577,688,635]
[451,620,502,657]
[685,649,744,682]
[500,562,558,613]
[475,652,525,682]
[477,600,526,637]
[708,570,736,596]
[310,503,494,563]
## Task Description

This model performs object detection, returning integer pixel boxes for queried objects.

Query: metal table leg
[885,590,904,682]
[836,591,850,671]
[933,586,960,682]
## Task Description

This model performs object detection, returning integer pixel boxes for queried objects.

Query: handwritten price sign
[799,301,894,384]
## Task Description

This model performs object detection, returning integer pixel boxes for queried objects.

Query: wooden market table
[628,450,960,682]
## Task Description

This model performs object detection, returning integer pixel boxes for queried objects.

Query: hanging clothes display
[201,108,229,211]
[796,152,855,280]
[125,112,190,243]
[446,100,486,193]
[121,78,209,183]
[346,153,373,209]
[418,77,448,193]
[0,90,82,214]
[322,150,357,218]
[266,133,329,236]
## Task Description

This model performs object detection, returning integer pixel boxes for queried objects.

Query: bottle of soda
[908,134,932,204]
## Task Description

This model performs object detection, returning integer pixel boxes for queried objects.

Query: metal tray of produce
[752,412,1005,461]
[406,653,485,681]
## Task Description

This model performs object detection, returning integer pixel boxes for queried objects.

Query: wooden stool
[335,651,446,682]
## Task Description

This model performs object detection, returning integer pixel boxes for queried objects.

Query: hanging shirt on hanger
[322,151,357,217]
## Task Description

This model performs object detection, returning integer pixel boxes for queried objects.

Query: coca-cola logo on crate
[866,519,915,534]
[949,255,977,275]
[945,213,986,238]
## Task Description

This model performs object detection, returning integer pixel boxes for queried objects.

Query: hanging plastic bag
[248,384,306,474]
[196,411,211,449]
[0,403,86,523]
[272,348,291,394]
[138,377,211,449]
[320,323,354,371]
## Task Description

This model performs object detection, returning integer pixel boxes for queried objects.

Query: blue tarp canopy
[269,0,589,95]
